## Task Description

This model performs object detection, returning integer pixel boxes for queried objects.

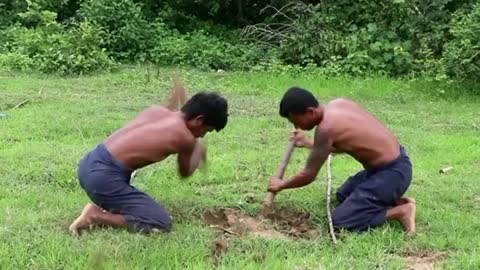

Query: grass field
[1,66,479,269]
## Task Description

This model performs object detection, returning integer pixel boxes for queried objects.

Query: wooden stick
[167,73,187,110]
[209,225,239,236]
[326,154,337,244]
[12,99,30,110]
[262,140,296,215]
[175,73,187,105]
[439,166,453,174]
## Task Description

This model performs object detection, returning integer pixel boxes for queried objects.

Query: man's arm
[274,127,332,191]
[300,137,314,148]
[177,140,205,178]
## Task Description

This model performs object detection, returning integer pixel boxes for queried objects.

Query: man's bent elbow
[178,168,193,178]
[301,170,317,184]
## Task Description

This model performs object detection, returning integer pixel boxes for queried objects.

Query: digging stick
[326,154,337,244]
[262,140,296,215]
[167,73,188,110]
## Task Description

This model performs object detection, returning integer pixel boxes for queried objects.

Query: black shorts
[332,145,412,232]
[78,143,172,233]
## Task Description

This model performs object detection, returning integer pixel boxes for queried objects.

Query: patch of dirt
[202,207,320,240]
[404,251,447,270]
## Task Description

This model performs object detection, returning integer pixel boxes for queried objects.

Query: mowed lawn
[0,67,479,269]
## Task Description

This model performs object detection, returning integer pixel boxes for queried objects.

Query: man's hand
[290,129,313,148]
[191,140,207,168]
[196,141,207,168]
[177,140,207,178]
[275,126,332,191]
[268,176,284,193]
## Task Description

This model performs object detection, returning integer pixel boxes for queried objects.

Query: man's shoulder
[169,122,195,148]
[314,123,334,143]
[143,105,171,115]
[146,121,194,154]
[139,110,193,144]
[328,97,356,106]
[319,109,341,132]
[133,106,170,122]
[320,99,355,134]
[325,98,363,117]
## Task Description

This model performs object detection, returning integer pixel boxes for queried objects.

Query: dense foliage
[0,0,479,81]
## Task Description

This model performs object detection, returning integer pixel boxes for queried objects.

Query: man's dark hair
[279,87,319,117]
[181,92,228,131]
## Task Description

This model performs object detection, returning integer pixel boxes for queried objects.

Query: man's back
[323,99,400,170]
[104,106,193,170]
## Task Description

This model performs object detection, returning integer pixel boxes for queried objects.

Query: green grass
[1,66,479,269]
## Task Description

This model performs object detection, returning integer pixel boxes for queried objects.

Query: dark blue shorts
[77,143,172,233]
[332,145,412,232]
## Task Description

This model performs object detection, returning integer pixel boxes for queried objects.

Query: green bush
[240,1,477,77]
[337,26,415,76]
[443,4,480,81]
[1,0,479,81]
[149,29,264,70]
[1,22,114,75]
[0,52,34,71]
[0,1,114,74]
[0,0,80,28]
[79,0,155,61]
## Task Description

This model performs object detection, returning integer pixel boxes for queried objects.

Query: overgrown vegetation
[0,0,479,81]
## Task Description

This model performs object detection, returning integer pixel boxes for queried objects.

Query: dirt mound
[404,251,447,270]
[202,207,320,240]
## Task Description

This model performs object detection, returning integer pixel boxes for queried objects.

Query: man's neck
[315,106,324,123]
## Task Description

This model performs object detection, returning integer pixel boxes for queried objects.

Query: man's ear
[193,115,205,125]
[304,107,315,116]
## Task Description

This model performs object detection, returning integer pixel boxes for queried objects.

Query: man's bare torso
[103,106,194,170]
[322,99,400,170]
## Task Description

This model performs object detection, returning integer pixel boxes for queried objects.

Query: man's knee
[149,207,173,232]
[159,213,173,231]
[332,216,361,232]
[331,207,365,232]
[331,209,347,230]
[332,206,386,233]
[336,191,346,204]
[125,201,173,233]
[129,214,172,234]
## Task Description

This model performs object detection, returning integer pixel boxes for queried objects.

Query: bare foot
[395,196,416,205]
[69,203,102,236]
[399,202,416,236]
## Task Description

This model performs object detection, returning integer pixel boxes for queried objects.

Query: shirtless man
[69,92,228,236]
[268,87,416,234]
